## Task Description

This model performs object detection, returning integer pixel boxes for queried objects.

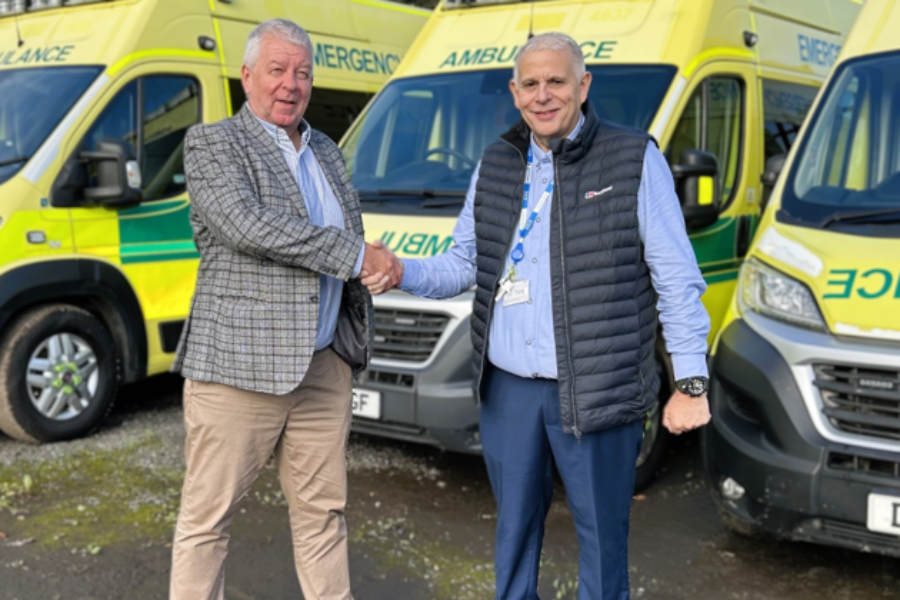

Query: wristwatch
[675,376,709,397]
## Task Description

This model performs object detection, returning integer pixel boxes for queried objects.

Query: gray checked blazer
[172,104,373,395]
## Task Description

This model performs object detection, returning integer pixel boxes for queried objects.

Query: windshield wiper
[820,207,900,227]
[421,198,465,208]
[359,189,466,206]
[0,156,29,168]
[376,189,466,198]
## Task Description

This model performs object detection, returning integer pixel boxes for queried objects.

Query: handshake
[360,240,404,295]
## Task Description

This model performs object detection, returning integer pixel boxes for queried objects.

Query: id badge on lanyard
[495,147,553,307]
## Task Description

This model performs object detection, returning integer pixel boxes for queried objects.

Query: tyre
[0,304,120,443]
[633,347,673,492]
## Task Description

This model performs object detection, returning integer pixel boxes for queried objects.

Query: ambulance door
[665,62,759,340]
[63,64,215,373]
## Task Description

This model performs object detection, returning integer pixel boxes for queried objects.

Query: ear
[579,70,592,104]
[509,78,522,110]
[241,64,251,96]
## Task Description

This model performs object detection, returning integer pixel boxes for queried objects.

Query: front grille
[372,309,449,362]
[828,452,900,480]
[365,369,415,388]
[814,364,900,443]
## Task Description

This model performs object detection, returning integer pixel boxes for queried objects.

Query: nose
[281,72,298,92]
[536,81,552,103]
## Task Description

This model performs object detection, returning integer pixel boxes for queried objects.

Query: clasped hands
[360,240,403,295]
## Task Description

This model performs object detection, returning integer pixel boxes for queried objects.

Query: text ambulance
[0,0,429,442]
[704,0,900,556]
[340,0,861,490]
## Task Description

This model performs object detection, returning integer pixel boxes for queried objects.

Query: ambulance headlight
[739,258,826,330]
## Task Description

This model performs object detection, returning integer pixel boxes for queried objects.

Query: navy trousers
[480,364,643,600]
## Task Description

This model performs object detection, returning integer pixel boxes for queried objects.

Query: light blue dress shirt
[400,120,710,381]
[254,113,365,351]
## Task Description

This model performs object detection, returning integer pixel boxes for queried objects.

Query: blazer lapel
[235,105,309,220]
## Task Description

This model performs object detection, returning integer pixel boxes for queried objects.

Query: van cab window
[669,76,744,206]
[82,76,200,202]
[83,81,138,158]
[762,79,818,161]
[784,51,900,236]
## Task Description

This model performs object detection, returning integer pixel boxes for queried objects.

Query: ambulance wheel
[0,304,119,443]
[633,350,672,493]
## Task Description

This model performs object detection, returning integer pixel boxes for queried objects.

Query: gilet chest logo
[585,186,613,200]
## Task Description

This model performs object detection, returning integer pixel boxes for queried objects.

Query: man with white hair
[169,18,394,600]
[364,32,711,598]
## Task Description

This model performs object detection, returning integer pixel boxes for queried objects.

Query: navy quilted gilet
[471,104,660,435]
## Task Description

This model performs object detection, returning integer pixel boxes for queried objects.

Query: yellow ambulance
[0,0,429,443]
[704,0,900,556]
[340,0,861,489]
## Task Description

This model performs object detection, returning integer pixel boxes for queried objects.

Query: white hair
[243,19,314,71]
[513,32,586,84]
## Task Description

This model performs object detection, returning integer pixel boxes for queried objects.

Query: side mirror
[761,154,786,189]
[671,148,719,231]
[760,153,786,212]
[80,138,142,208]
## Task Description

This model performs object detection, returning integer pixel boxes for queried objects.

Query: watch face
[678,377,707,396]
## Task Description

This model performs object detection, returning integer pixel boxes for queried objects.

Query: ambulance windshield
[0,66,102,186]
[784,51,900,235]
[342,65,675,198]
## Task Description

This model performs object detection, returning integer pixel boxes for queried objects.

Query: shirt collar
[250,108,310,152]
[530,112,585,162]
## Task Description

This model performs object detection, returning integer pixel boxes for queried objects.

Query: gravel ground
[0,373,446,477]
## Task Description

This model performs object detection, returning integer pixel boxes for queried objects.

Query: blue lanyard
[510,146,554,265]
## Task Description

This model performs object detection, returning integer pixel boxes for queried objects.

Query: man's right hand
[361,241,403,295]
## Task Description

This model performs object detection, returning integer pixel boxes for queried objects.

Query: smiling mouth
[532,108,559,121]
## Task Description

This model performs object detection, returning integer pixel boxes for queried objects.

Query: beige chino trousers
[170,348,354,600]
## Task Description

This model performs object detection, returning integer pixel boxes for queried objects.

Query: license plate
[867,491,900,536]
[352,388,381,420]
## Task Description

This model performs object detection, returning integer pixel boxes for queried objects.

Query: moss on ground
[351,515,495,599]
[349,515,579,600]
[0,430,183,553]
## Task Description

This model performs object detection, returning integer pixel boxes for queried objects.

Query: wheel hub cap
[27,333,99,421]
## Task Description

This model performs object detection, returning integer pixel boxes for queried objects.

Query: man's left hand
[662,392,711,435]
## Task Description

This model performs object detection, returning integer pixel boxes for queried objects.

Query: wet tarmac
[1,374,898,600]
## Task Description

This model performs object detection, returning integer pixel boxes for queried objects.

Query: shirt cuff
[352,242,366,278]
[399,258,421,292]
[672,353,709,381]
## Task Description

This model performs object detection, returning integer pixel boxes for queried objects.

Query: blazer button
[310,295,319,303]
